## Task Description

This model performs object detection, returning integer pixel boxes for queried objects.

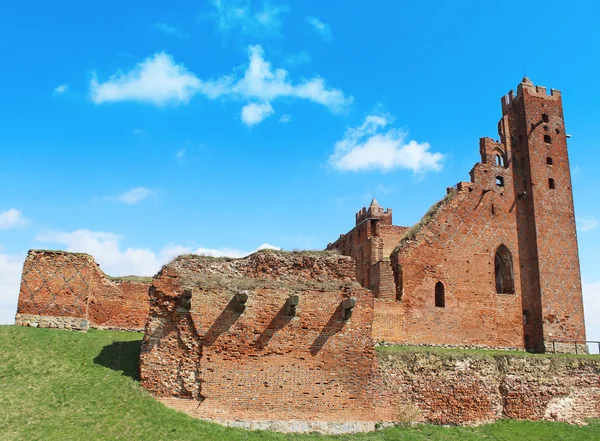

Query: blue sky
[0,0,599,340]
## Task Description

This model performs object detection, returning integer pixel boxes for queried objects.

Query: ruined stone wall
[382,173,524,348]
[140,251,378,422]
[15,249,150,331]
[375,349,600,425]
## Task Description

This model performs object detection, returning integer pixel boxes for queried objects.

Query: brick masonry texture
[15,249,151,331]
[329,78,586,354]
[376,350,600,426]
[139,251,379,422]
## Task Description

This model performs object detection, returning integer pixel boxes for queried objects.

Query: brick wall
[375,350,600,425]
[15,249,150,331]
[140,250,379,421]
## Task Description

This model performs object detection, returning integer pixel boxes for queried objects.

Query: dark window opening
[549,178,555,189]
[543,125,549,131]
[370,219,378,237]
[496,176,504,187]
[435,282,445,308]
[555,128,561,135]
[547,157,553,165]
[495,244,515,294]
[544,135,552,143]
[491,204,495,215]
[542,114,549,123]
[394,264,403,301]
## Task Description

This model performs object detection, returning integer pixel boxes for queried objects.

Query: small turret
[355,197,393,225]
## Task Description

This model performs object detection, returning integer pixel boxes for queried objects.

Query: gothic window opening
[496,176,504,187]
[435,282,445,308]
[494,154,505,167]
[495,245,515,294]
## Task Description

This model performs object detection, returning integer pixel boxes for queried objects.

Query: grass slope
[0,326,598,441]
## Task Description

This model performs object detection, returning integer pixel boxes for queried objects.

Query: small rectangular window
[547,157,553,165]
[549,178,555,189]
[542,114,549,123]
[544,135,552,143]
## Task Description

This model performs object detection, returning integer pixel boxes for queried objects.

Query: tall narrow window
[435,282,445,308]
[542,114,549,123]
[495,245,515,294]
[549,178,555,189]
[394,263,403,301]
[494,154,505,167]
[547,157,553,165]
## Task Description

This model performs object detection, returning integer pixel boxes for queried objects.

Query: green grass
[0,326,598,441]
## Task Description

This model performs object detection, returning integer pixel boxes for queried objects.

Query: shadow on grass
[94,340,142,381]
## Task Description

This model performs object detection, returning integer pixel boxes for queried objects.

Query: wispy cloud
[578,216,598,232]
[306,16,332,41]
[133,128,148,137]
[241,101,274,126]
[278,114,291,124]
[0,249,25,325]
[89,45,351,125]
[0,209,27,230]
[53,84,68,95]
[176,149,186,161]
[154,22,187,38]
[284,50,311,66]
[329,113,444,174]
[207,0,288,38]
[104,187,156,205]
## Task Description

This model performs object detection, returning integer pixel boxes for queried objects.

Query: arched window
[435,282,445,308]
[496,176,504,187]
[548,178,555,190]
[495,245,515,294]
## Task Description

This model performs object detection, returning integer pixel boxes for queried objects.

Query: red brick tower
[500,77,586,352]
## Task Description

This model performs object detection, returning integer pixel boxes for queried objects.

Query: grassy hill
[0,326,598,441]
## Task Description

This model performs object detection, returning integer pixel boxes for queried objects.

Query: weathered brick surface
[140,251,378,421]
[376,351,600,425]
[15,249,150,331]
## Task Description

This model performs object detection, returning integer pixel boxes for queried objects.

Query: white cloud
[0,209,27,230]
[0,250,25,325]
[578,216,598,232]
[328,113,444,174]
[105,187,156,204]
[90,52,201,106]
[35,229,281,278]
[53,84,68,95]
[241,101,274,126]
[583,281,600,349]
[278,114,291,124]
[209,0,288,37]
[90,45,351,125]
[176,149,187,161]
[154,22,187,38]
[306,16,332,41]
